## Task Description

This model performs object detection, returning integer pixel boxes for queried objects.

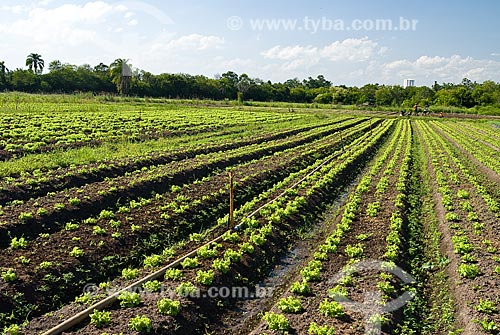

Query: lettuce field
[1,99,500,335]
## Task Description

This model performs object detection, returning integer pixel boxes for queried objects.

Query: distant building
[403,79,415,88]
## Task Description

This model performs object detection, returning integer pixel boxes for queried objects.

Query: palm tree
[110,58,132,95]
[26,53,44,74]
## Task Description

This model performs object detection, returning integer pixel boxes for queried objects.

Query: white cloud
[0,1,125,46]
[154,34,225,51]
[2,4,30,14]
[214,57,256,69]
[321,37,379,62]
[38,0,53,6]
[114,0,173,25]
[415,55,448,68]
[10,5,25,14]
[261,45,318,60]
[29,1,116,23]
[261,37,383,68]
[260,37,383,72]
[208,57,261,76]
[261,45,321,70]
[128,33,226,75]
[378,46,389,55]
[115,4,128,12]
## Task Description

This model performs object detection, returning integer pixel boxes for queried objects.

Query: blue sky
[1,0,500,86]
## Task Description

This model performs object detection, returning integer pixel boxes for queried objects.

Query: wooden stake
[229,172,234,229]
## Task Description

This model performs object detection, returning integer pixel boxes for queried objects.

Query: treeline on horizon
[1,56,500,114]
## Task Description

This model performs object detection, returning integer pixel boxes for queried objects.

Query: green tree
[0,61,9,89]
[289,87,308,102]
[237,73,253,102]
[93,63,114,92]
[413,86,435,106]
[218,71,239,99]
[48,60,62,72]
[0,61,8,76]
[26,53,44,74]
[453,86,475,107]
[472,80,499,105]
[42,64,77,92]
[331,86,360,105]
[10,69,38,91]
[461,77,476,90]
[390,85,406,106]
[375,86,394,106]
[283,78,301,88]
[269,82,291,101]
[359,84,379,105]
[434,89,459,106]
[303,75,331,89]
[314,92,333,104]
[94,62,109,73]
